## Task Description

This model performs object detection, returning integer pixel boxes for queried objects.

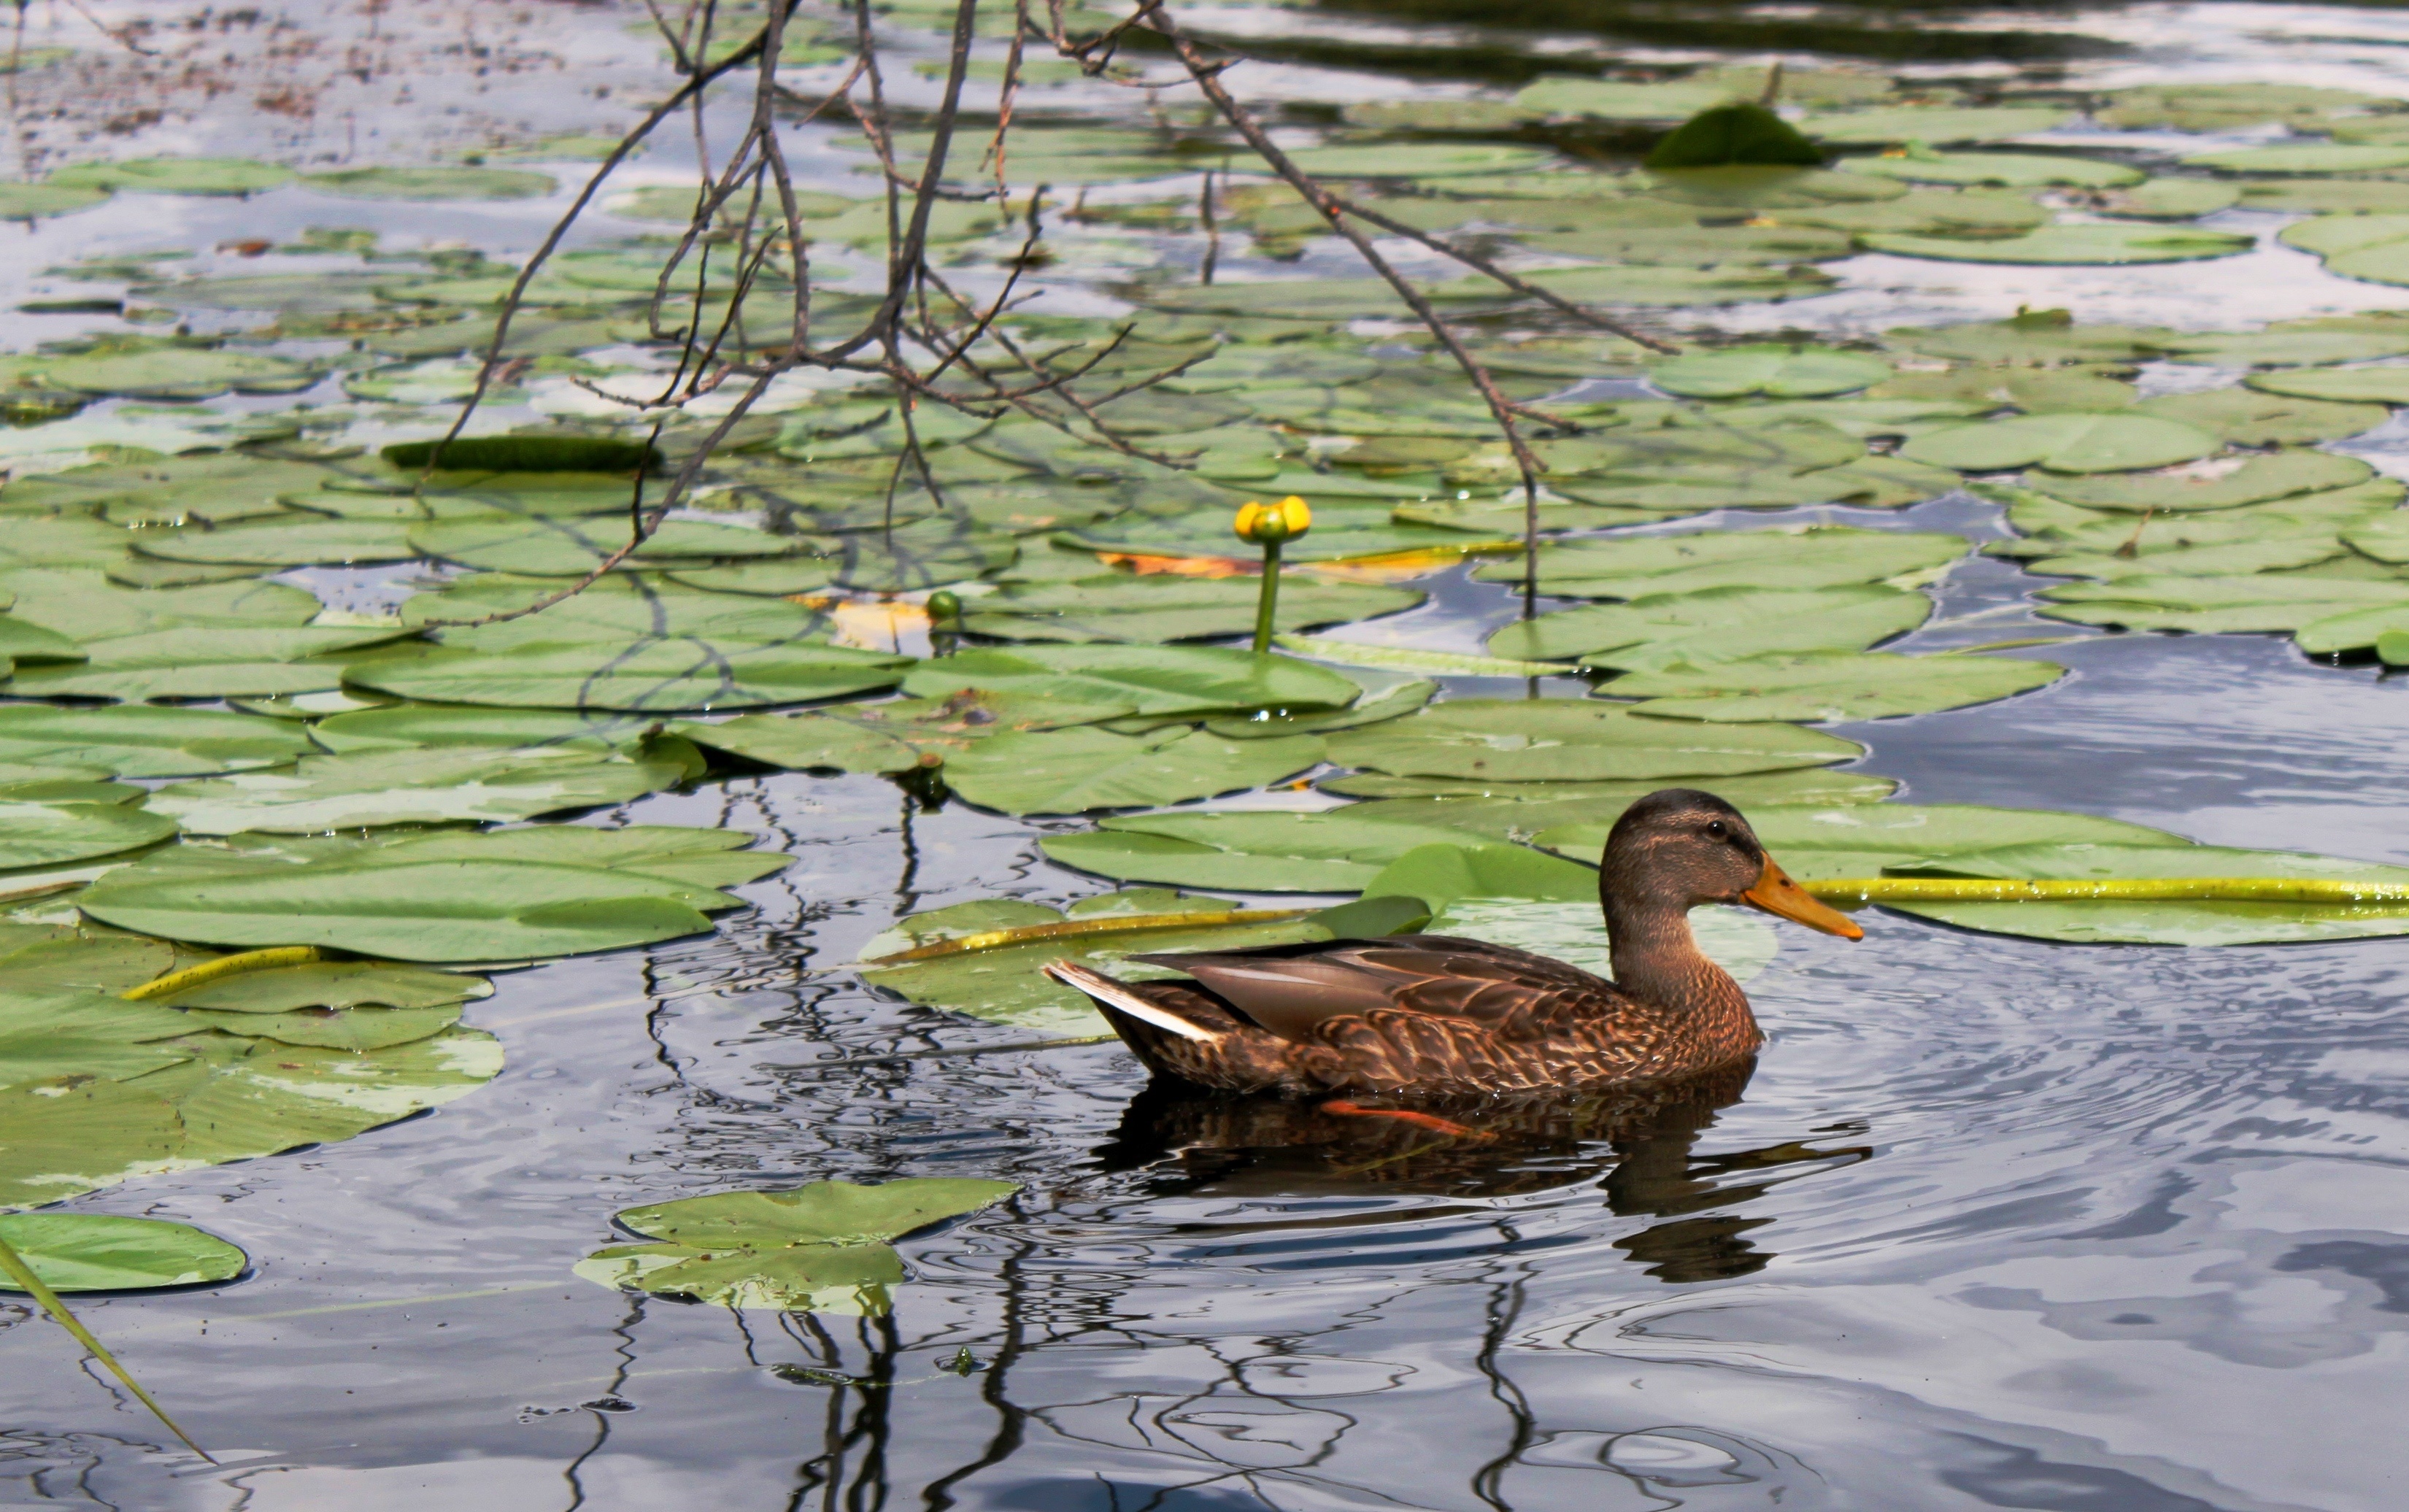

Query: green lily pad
[9,625,417,703]
[2247,365,2409,404]
[311,706,657,752]
[1843,150,2141,189]
[1860,224,2252,266]
[2037,574,2409,634]
[903,644,1360,719]
[301,166,558,200]
[2092,178,2242,220]
[2339,514,2409,566]
[0,931,173,998]
[1604,650,2061,722]
[2238,179,2409,215]
[40,346,317,400]
[1802,107,2073,144]
[0,704,315,778]
[409,514,804,575]
[1042,811,1487,893]
[1316,763,1895,811]
[48,158,293,195]
[1898,412,2221,474]
[2184,143,2409,175]
[2097,83,2385,133]
[1886,842,2409,944]
[943,726,1325,816]
[2026,449,2373,511]
[7,452,345,528]
[1488,584,1934,669]
[1475,526,1966,599]
[1477,262,1838,308]
[144,743,696,834]
[1781,186,2051,236]
[0,1082,183,1211]
[1511,76,1737,123]
[1646,344,1891,398]
[2153,328,2409,368]
[79,857,726,961]
[0,182,109,219]
[132,518,422,568]
[1531,801,2181,882]
[0,1214,246,1291]
[1273,143,1560,179]
[1886,312,2175,367]
[180,1005,464,1052]
[2132,389,2388,446]
[577,1179,1020,1311]
[1865,366,2139,414]
[960,574,1423,644]
[158,961,490,1012]
[0,798,175,869]
[344,639,910,712]
[1325,698,1860,782]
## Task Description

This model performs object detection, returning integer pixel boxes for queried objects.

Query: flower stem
[1251,539,1283,654]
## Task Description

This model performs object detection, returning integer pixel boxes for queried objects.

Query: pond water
[7,3,2409,1510]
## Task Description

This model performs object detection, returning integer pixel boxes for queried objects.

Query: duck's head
[1602,788,1863,941]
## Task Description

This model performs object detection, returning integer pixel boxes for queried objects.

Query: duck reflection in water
[1095,1063,1871,1283]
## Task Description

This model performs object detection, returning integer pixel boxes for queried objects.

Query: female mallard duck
[1044,788,1863,1098]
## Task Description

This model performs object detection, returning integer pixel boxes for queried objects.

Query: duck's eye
[1706,820,1728,838]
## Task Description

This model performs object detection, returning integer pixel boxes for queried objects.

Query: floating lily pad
[2247,365,2409,404]
[1325,698,1859,782]
[1042,811,1487,893]
[2238,179,2409,215]
[310,706,657,752]
[0,796,175,869]
[1865,366,2138,414]
[1646,344,1891,398]
[2151,328,2409,368]
[1843,150,2140,188]
[0,1214,247,1291]
[960,574,1422,643]
[2097,83,2384,133]
[344,639,910,712]
[1803,107,2073,144]
[2026,449,2373,511]
[943,726,1325,816]
[577,1179,1020,1311]
[1475,527,1966,599]
[1276,143,1560,179]
[903,644,1360,719]
[132,518,421,568]
[48,158,293,196]
[0,182,109,219]
[180,1004,464,1052]
[1511,76,1736,123]
[2184,143,2409,175]
[1781,186,2050,236]
[2275,213,2409,287]
[9,625,417,703]
[2092,178,2241,220]
[1861,224,2252,266]
[144,743,695,834]
[1898,412,2221,474]
[41,346,317,400]
[1531,802,2181,882]
[1489,584,1933,668]
[1886,312,2175,367]
[301,166,558,200]
[2132,388,2386,447]
[159,961,490,1013]
[0,704,315,778]
[2038,574,2409,634]
[1603,650,2061,722]
[409,514,803,575]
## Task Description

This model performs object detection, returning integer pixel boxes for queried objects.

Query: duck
[1044,788,1864,1100]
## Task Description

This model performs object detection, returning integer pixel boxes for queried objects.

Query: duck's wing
[1126,934,1616,1046]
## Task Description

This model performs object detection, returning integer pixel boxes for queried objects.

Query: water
[8,2,2409,1508]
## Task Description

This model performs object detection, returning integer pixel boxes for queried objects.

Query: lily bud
[1234,495,1311,546]
[925,590,962,626]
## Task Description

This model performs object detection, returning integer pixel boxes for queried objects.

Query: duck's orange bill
[1741,855,1865,940]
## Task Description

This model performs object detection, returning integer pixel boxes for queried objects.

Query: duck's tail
[1044,960,1227,1072]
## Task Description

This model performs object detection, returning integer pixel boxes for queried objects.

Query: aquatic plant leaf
[1326,699,1859,782]
[1268,637,1574,679]
[1604,650,2061,722]
[50,155,290,195]
[961,574,1423,643]
[1531,802,2182,881]
[181,1004,463,1052]
[0,705,315,778]
[1643,165,1905,210]
[158,961,488,1013]
[1362,842,1600,910]
[578,1178,1020,1311]
[2037,574,2409,634]
[1861,224,2252,266]
[2247,366,2409,404]
[1885,313,2175,367]
[1427,898,1776,984]
[1843,150,2140,188]
[1055,501,1508,566]
[2097,82,2382,132]
[2183,144,2409,174]
[1865,366,2138,414]
[903,644,1360,718]
[1488,584,1932,669]
[0,1214,245,1292]
[944,727,1325,816]
[2132,389,2387,447]
[1887,843,2409,944]
[165,1027,504,1162]
[1642,102,1822,169]
[9,625,418,703]
[2092,177,2240,220]
[2026,450,2373,510]
[2238,179,2409,215]
[1204,671,1433,740]
[1781,185,2049,236]
[0,1031,190,1093]
[358,825,787,890]
[344,640,910,711]
[144,744,693,834]
[1646,344,1890,398]
[0,182,108,218]
[1317,767,1897,806]
[0,568,318,641]
[309,706,655,752]
[0,934,174,996]
[1898,412,2219,473]
[0,799,176,869]
[1273,143,1560,178]
[409,514,802,574]
[1514,77,1738,124]
[40,346,316,400]
[2338,513,2409,566]
[79,861,722,961]
[2154,329,2409,368]
[1044,811,1482,893]
[1802,107,2073,144]
[1475,526,1966,599]
[676,712,929,774]
[0,1082,185,1211]
[301,166,557,200]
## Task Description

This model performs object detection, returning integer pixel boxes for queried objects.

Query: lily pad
[903,644,1360,719]
[0,797,176,868]
[2092,178,2241,220]
[158,961,490,1013]
[1325,698,1859,782]
[1475,527,1966,599]
[9,625,417,703]
[144,743,695,834]
[2247,366,2409,404]
[2183,144,2409,175]
[2038,574,2409,634]
[0,182,109,218]
[1844,150,2141,189]
[1511,77,1738,123]
[576,1179,1020,1311]
[1802,107,2073,145]
[310,706,656,752]
[1887,312,2175,367]
[2152,328,2409,369]
[180,1005,465,1052]
[344,640,911,712]
[2097,83,2385,133]
[2026,450,2373,511]
[1865,366,2138,414]
[943,726,1325,816]
[47,158,293,196]
[960,574,1423,644]
[1532,801,2181,882]
[1042,811,1487,893]
[301,166,558,200]
[1898,412,2221,474]
[132,518,421,568]
[0,705,315,778]
[2132,389,2388,447]
[1860,224,2252,266]
[1488,584,1933,669]
[1646,344,1891,399]
[0,1214,247,1291]
[41,346,317,401]
[409,514,804,575]
[1604,650,2061,722]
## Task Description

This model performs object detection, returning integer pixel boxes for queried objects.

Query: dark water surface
[8,3,2409,1509]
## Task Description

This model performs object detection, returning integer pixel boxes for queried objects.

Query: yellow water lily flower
[1233,495,1311,545]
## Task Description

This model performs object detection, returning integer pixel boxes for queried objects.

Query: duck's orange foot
[1318,1100,1495,1141]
